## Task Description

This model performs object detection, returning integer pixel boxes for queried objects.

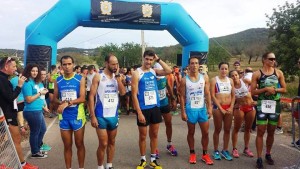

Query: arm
[204,74,212,118]
[228,78,236,113]
[0,76,23,102]
[179,77,187,121]
[131,71,146,124]
[116,75,126,96]
[89,74,100,128]
[24,84,48,103]
[276,69,287,94]
[71,77,86,105]
[154,55,172,76]
[52,80,61,105]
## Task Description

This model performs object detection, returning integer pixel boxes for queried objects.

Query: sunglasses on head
[5,57,12,65]
[267,58,276,61]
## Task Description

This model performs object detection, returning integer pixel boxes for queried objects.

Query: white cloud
[0,0,297,49]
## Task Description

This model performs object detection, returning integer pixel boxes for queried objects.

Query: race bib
[144,90,157,106]
[104,93,118,108]
[261,100,276,114]
[61,91,77,107]
[191,96,203,108]
[38,88,45,100]
[158,89,166,100]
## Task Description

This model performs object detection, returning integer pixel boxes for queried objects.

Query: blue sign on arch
[24,0,208,70]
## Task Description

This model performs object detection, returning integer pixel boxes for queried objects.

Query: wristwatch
[115,74,121,78]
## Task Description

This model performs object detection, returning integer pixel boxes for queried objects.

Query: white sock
[151,154,156,162]
[106,163,112,169]
[141,155,146,161]
[98,165,104,169]
[168,141,172,146]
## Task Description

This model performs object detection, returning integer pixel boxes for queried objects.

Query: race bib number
[158,89,166,100]
[191,96,203,108]
[144,90,157,106]
[61,91,77,107]
[104,93,118,108]
[261,100,276,114]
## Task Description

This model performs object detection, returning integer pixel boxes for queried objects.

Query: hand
[138,113,146,124]
[226,107,233,114]
[20,126,26,135]
[154,54,159,61]
[265,87,276,95]
[40,88,48,95]
[207,107,213,119]
[17,75,27,87]
[181,112,187,121]
[42,107,50,113]
[251,101,257,106]
[220,108,227,115]
[57,102,68,114]
[90,116,98,128]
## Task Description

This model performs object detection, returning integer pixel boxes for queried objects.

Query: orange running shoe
[201,154,214,165]
[22,162,38,169]
[189,153,196,164]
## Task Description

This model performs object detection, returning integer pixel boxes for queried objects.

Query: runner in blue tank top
[89,54,126,169]
[153,62,178,158]
[179,57,213,165]
[53,55,86,169]
[132,50,172,169]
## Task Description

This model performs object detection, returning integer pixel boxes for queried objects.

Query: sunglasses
[5,57,12,65]
[267,58,276,61]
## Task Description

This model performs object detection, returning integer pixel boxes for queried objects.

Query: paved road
[23,114,300,169]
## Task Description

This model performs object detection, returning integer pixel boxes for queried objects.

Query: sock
[141,155,146,161]
[203,150,207,155]
[150,154,156,162]
[190,150,195,154]
[106,163,112,169]
[98,165,104,169]
[21,162,26,166]
[167,141,172,146]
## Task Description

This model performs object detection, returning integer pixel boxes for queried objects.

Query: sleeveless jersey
[185,74,205,109]
[157,77,168,107]
[257,69,281,114]
[56,74,85,120]
[215,76,231,94]
[234,79,249,99]
[95,73,119,118]
[137,68,160,110]
[125,75,132,92]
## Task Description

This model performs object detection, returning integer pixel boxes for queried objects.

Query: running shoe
[22,162,38,169]
[256,158,263,169]
[0,164,13,169]
[220,150,233,161]
[189,153,196,164]
[31,152,47,159]
[201,154,213,165]
[166,145,178,156]
[136,159,147,169]
[149,160,162,169]
[275,128,283,134]
[265,154,274,165]
[291,139,300,146]
[243,148,254,157]
[213,150,221,160]
[40,143,51,152]
[155,149,160,159]
[232,149,239,158]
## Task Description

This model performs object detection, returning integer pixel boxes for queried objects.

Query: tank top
[48,73,60,89]
[137,68,160,110]
[95,73,119,118]
[125,75,132,92]
[215,76,231,94]
[185,74,205,109]
[86,72,96,91]
[157,77,168,107]
[234,79,249,99]
[257,69,281,114]
[56,74,85,120]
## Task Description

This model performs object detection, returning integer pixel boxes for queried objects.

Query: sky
[0,0,297,50]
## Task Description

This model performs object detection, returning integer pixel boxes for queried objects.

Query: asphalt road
[23,114,300,169]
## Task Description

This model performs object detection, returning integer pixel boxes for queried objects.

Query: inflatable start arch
[24,0,208,69]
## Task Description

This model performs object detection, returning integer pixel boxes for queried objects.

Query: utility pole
[141,30,145,61]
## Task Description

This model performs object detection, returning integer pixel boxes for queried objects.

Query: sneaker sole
[220,154,233,161]
[189,161,196,164]
[201,159,213,165]
[243,153,253,157]
[166,149,178,156]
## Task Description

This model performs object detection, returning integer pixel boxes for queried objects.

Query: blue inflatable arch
[24,0,208,69]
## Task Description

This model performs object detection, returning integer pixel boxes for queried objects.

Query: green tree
[207,44,231,71]
[266,0,300,75]
[120,42,142,67]
[95,43,121,67]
